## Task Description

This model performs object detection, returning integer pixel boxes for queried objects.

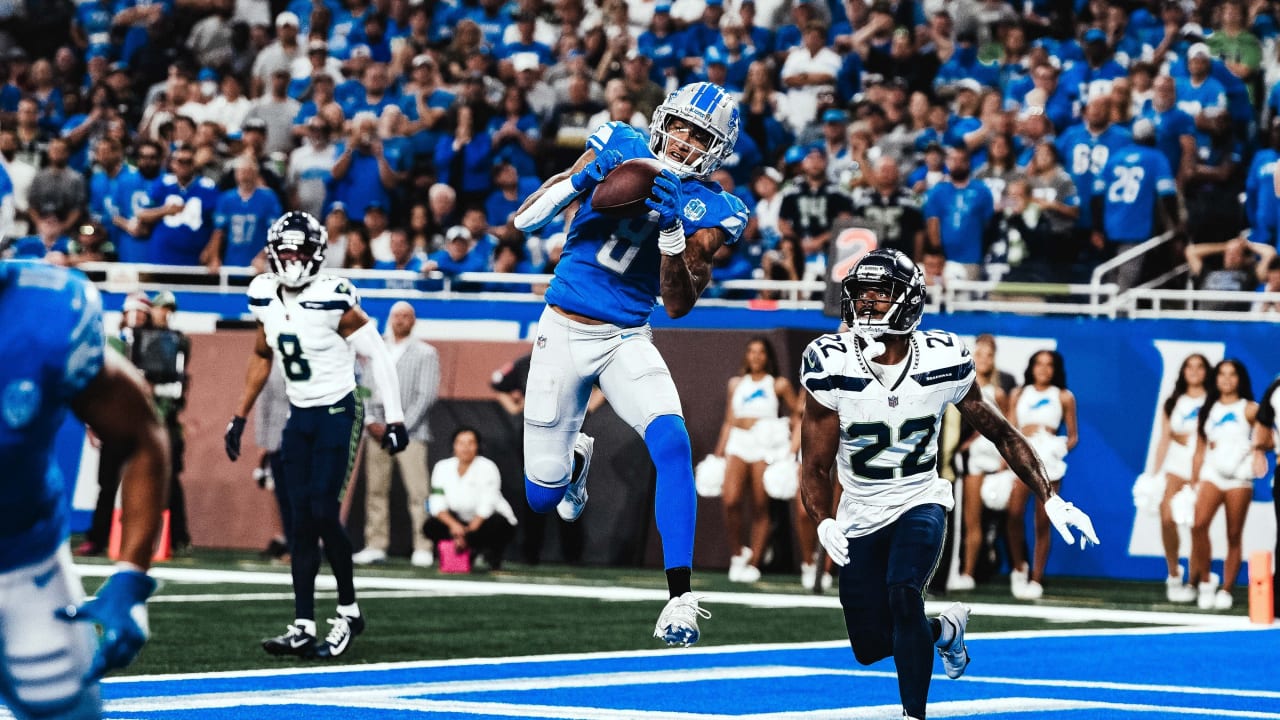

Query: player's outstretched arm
[71,350,169,570]
[799,392,848,565]
[957,382,1100,548]
[513,148,622,233]
[660,226,726,318]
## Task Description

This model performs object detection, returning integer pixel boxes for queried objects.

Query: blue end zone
[100,629,1280,719]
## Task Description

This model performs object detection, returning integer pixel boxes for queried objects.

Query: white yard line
[78,563,1261,629]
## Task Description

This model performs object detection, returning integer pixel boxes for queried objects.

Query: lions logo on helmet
[648,82,740,178]
[266,211,327,288]
[840,248,926,337]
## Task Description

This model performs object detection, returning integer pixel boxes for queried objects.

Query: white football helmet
[648,82,740,178]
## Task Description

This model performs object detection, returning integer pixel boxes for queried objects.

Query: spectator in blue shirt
[925,146,995,279]
[88,137,151,263]
[487,85,541,179]
[1140,75,1197,188]
[934,29,1000,92]
[329,112,396,225]
[425,225,491,286]
[498,12,554,66]
[343,62,398,117]
[1056,95,1132,236]
[1091,118,1181,290]
[485,161,541,230]
[373,228,424,272]
[1245,118,1280,232]
[4,211,70,263]
[1062,29,1128,111]
[362,12,393,63]
[134,145,220,265]
[467,0,510,49]
[435,102,495,208]
[735,0,774,56]
[637,4,684,88]
[1175,43,1228,149]
[204,155,283,272]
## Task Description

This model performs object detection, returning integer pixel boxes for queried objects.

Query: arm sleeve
[346,321,404,425]
[512,176,580,233]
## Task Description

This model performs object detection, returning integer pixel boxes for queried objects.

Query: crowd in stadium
[1,0,1280,302]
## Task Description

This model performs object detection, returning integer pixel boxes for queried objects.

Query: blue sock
[644,415,695,570]
[525,478,567,513]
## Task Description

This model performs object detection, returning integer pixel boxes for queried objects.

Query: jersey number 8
[277,333,312,381]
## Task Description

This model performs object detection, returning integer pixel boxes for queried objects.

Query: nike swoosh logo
[33,567,56,588]
[329,407,344,415]
[620,333,638,340]
[289,636,311,648]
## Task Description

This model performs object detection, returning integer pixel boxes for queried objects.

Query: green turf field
[72,551,1248,677]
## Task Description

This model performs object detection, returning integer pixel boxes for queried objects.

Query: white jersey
[247,273,358,408]
[1015,385,1063,430]
[801,329,975,537]
[1202,398,1253,483]
[731,374,780,420]
[1167,394,1205,437]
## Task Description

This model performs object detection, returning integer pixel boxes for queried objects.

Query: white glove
[817,518,849,566]
[658,222,686,256]
[1044,495,1100,549]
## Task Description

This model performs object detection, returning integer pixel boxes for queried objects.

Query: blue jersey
[89,164,151,263]
[1139,105,1196,182]
[0,261,104,571]
[1056,123,1132,229]
[213,187,282,267]
[923,180,995,264]
[145,173,220,265]
[545,122,749,327]
[74,0,115,57]
[1245,149,1278,229]
[1094,145,1176,242]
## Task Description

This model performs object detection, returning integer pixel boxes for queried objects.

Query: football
[591,157,665,217]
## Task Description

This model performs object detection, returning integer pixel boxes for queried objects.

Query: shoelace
[674,596,712,622]
[323,617,350,645]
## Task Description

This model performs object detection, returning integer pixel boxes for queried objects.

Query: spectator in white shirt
[288,117,337,218]
[779,21,841,134]
[423,427,518,571]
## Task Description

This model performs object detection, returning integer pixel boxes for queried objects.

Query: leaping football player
[513,82,750,646]
[224,211,410,659]
[799,249,1100,720]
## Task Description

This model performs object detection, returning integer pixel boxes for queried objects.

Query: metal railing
[75,260,1280,321]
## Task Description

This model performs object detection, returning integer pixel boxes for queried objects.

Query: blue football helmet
[840,249,926,337]
[648,82,740,178]
[266,211,327,288]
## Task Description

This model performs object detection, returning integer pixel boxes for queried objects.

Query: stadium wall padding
[66,294,1277,581]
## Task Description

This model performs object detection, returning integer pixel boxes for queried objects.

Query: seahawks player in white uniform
[224,211,410,659]
[513,82,748,646]
[799,249,1100,720]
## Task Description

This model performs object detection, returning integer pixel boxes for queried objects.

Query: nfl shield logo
[887,395,898,408]
[536,335,547,349]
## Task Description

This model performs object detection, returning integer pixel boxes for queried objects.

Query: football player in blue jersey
[512,82,749,646]
[799,249,1099,720]
[0,260,169,719]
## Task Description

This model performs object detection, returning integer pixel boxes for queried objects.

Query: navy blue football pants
[839,503,947,719]
[281,392,362,621]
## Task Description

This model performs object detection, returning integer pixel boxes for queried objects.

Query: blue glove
[56,570,157,679]
[570,149,623,192]
[645,170,684,230]
[382,421,410,455]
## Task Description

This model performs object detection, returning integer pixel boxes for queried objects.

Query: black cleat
[262,623,316,657]
[313,614,364,659]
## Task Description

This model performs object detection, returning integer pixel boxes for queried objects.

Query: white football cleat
[351,547,387,565]
[950,574,976,591]
[557,433,594,522]
[653,592,711,647]
[1213,589,1233,610]
[411,549,434,568]
[937,601,971,679]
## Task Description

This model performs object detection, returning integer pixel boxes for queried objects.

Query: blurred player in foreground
[0,260,168,718]
[799,249,1099,720]
[224,211,409,659]
[513,82,749,646]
